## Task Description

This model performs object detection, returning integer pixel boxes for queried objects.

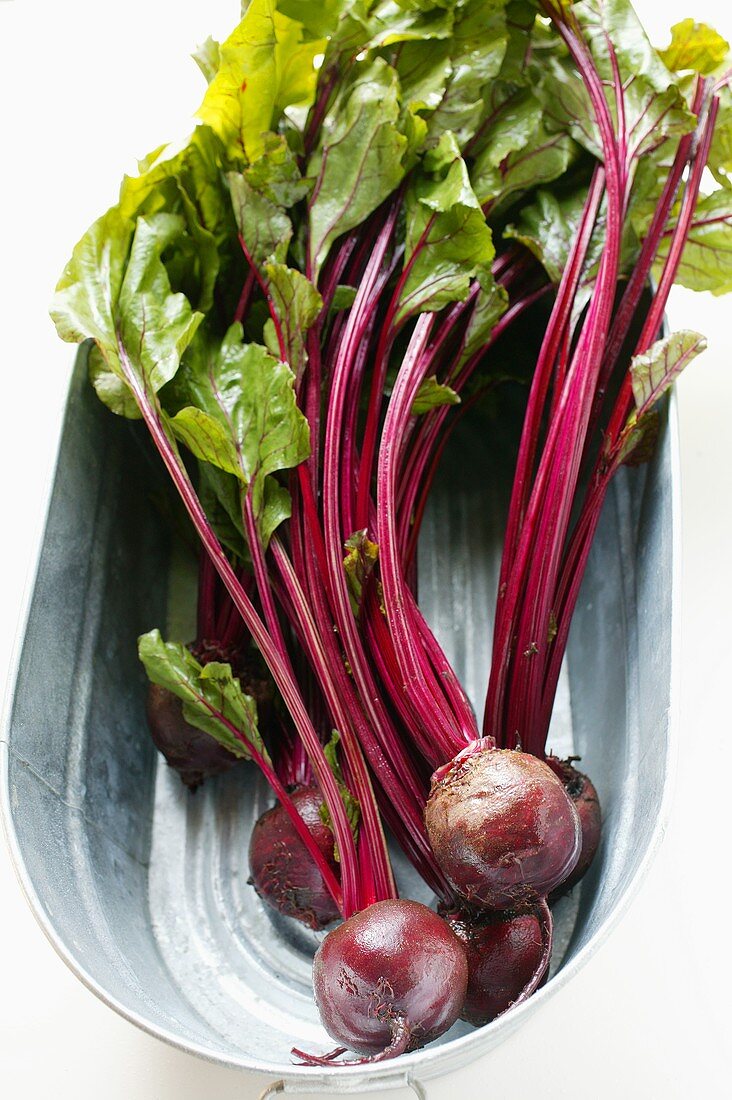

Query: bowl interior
[3,343,674,1080]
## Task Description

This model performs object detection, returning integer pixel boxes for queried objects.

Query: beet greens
[51,0,732,1066]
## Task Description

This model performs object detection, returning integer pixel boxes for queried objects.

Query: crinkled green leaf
[458,271,508,368]
[319,730,361,856]
[229,171,292,266]
[537,0,694,163]
[618,410,660,467]
[343,529,379,617]
[243,132,310,207]
[278,0,346,37]
[396,39,452,111]
[51,210,202,418]
[308,58,408,275]
[397,134,495,320]
[658,19,729,75]
[193,36,221,84]
[197,0,324,162]
[471,114,576,208]
[263,261,323,378]
[118,126,235,312]
[426,0,508,147]
[198,463,249,560]
[411,375,460,415]
[653,190,732,295]
[172,324,309,545]
[470,87,542,171]
[138,629,265,760]
[630,330,707,417]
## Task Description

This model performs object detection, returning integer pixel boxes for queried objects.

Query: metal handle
[258,1075,427,1099]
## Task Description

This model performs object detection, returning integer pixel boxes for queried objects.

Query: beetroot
[146,644,275,791]
[146,683,241,791]
[309,899,468,1060]
[441,900,552,1026]
[547,757,601,896]
[248,785,340,930]
[425,742,581,910]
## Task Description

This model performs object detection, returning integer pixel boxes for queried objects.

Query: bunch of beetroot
[52,0,732,1065]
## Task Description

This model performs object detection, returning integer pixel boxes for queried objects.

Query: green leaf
[396,39,452,112]
[263,261,323,378]
[617,410,660,467]
[138,629,266,761]
[308,58,408,276]
[331,284,358,311]
[426,0,509,147]
[278,0,346,38]
[397,134,495,320]
[319,730,361,857]
[197,0,324,162]
[172,325,310,545]
[503,184,607,303]
[537,0,694,163]
[198,463,249,560]
[411,375,460,415]
[193,36,221,84]
[243,132,310,207]
[471,115,576,208]
[458,272,508,368]
[630,330,707,417]
[653,190,732,296]
[229,171,293,266]
[708,87,732,190]
[343,529,379,617]
[658,19,729,75]
[168,406,243,477]
[51,210,203,418]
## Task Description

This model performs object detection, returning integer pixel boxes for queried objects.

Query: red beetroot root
[441,900,553,1026]
[425,741,581,910]
[146,683,241,791]
[146,644,275,791]
[310,899,468,1059]
[547,756,601,896]
[248,785,340,930]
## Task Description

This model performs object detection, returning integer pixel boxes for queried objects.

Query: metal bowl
[1,343,678,1095]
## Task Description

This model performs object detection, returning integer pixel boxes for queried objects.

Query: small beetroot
[425,741,581,910]
[308,899,468,1060]
[547,756,601,896]
[441,900,552,1026]
[146,683,241,791]
[248,785,340,930]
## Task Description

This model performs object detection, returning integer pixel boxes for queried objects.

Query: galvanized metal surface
[1,342,678,1094]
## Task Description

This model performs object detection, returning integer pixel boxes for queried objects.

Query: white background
[1,2,730,1097]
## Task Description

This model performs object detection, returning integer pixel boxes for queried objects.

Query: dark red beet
[248,785,340,930]
[546,756,601,896]
[441,900,552,1026]
[146,643,275,792]
[310,899,468,1059]
[146,683,241,791]
[424,741,581,910]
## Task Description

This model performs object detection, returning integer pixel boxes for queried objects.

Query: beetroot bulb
[248,785,340,930]
[146,683,242,791]
[441,900,552,1026]
[546,756,602,896]
[146,643,274,791]
[300,899,468,1063]
[425,740,581,910]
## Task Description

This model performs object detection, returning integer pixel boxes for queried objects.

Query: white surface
[1,2,730,1096]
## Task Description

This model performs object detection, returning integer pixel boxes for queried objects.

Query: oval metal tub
[1,342,678,1095]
